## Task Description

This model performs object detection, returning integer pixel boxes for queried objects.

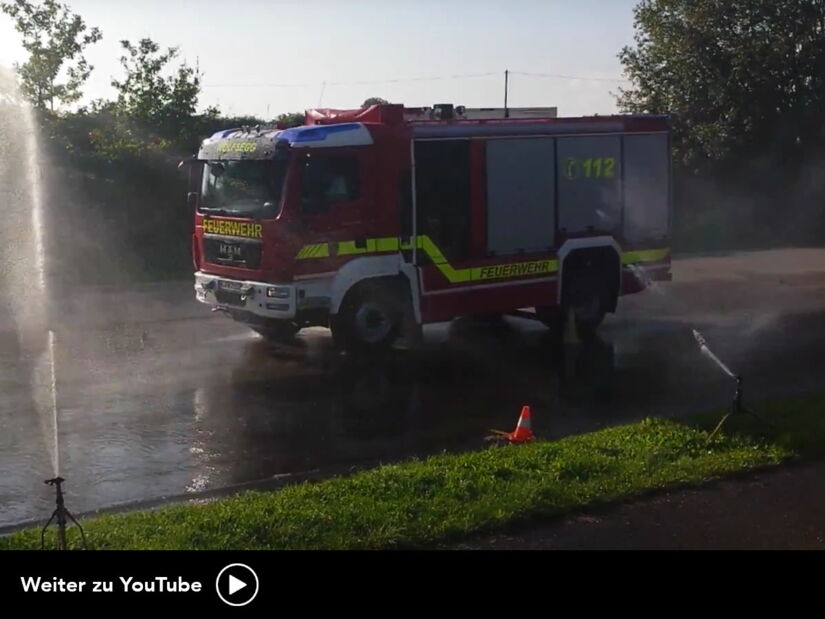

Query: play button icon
[216,563,259,606]
[228,575,246,596]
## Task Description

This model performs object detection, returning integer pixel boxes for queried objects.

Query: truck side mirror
[187,192,199,210]
[178,157,200,171]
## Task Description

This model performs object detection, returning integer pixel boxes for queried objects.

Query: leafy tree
[618,0,825,167]
[0,0,102,110]
[111,38,201,139]
[274,111,304,127]
[619,0,825,249]
[362,97,389,107]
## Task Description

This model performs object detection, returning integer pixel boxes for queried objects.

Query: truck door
[298,147,374,243]
[413,139,476,316]
[413,137,559,322]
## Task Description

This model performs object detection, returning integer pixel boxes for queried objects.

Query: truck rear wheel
[565,275,608,336]
[556,247,619,338]
[571,302,606,335]
[332,281,404,354]
[537,303,604,339]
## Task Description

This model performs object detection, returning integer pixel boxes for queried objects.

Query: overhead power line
[200,72,498,89]
[326,72,498,86]
[197,70,626,89]
[202,82,312,89]
[510,70,630,83]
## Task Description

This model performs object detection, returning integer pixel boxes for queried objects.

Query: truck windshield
[200,158,287,218]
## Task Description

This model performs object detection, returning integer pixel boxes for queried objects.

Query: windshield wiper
[199,206,244,216]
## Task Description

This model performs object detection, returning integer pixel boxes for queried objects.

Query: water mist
[0,67,60,478]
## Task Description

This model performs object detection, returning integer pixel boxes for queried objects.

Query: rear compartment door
[485,137,556,254]
[556,135,623,237]
[622,133,670,243]
[413,138,558,321]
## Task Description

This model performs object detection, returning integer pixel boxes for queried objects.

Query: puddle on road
[2,308,824,527]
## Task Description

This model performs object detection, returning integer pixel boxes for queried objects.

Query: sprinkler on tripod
[41,477,86,550]
[691,329,765,441]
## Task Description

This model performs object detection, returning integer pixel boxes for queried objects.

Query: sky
[0,0,640,118]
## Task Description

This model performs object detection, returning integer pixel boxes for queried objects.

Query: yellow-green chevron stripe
[295,236,669,284]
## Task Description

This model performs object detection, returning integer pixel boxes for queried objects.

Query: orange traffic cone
[507,405,534,443]
[485,405,536,443]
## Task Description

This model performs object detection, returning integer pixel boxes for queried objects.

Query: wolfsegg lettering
[217,141,257,153]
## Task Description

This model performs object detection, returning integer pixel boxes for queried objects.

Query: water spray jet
[691,329,767,441]
[692,329,736,378]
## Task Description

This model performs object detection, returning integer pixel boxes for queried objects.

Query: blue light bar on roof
[279,123,361,143]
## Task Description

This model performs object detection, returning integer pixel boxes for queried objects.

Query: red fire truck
[188,103,671,352]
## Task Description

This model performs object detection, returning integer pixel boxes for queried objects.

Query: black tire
[565,275,608,338]
[332,281,404,354]
[556,247,619,339]
[562,283,608,337]
[571,299,606,335]
[250,321,299,343]
[537,299,605,339]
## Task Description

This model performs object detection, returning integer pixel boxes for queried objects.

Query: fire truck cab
[189,103,671,352]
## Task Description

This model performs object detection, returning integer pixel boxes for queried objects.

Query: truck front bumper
[194,271,297,320]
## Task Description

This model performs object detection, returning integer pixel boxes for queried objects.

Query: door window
[301,154,359,213]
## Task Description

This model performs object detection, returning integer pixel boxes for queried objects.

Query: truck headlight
[267,286,290,299]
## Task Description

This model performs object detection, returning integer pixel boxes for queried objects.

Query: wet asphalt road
[2,248,825,528]
[454,461,825,550]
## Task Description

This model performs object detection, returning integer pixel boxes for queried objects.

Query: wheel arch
[329,255,419,319]
[557,237,622,312]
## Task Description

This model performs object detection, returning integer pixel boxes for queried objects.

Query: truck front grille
[203,236,262,269]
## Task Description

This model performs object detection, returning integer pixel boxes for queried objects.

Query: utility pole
[504,69,510,118]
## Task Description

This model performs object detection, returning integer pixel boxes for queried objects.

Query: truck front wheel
[332,282,404,354]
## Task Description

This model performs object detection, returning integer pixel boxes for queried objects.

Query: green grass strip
[3,396,824,550]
